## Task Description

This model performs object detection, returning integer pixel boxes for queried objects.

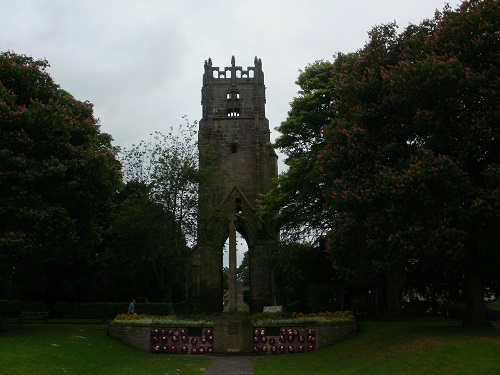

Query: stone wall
[314,323,359,349]
[108,325,151,352]
[108,322,358,354]
[252,323,358,354]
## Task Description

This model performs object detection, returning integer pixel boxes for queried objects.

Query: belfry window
[231,143,238,153]
[226,90,241,117]
[227,108,240,117]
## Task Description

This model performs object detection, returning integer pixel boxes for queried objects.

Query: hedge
[52,302,174,319]
[0,300,48,317]
[0,300,173,320]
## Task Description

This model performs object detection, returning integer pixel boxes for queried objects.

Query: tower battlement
[201,56,266,119]
[203,56,264,85]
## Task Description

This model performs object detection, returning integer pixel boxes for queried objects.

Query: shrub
[0,300,48,317]
[51,302,128,319]
[0,300,174,320]
[250,310,356,326]
[447,303,465,319]
[51,302,173,319]
[291,310,355,322]
[135,303,174,316]
[486,300,500,310]
[111,314,215,326]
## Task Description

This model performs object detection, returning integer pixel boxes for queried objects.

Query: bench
[17,311,49,324]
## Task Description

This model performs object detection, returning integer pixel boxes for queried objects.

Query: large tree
[118,119,221,302]
[259,60,333,244]
[271,242,339,313]
[321,0,499,325]
[104,181,189,302]
[0,52,122,301]
[120,119,219,246]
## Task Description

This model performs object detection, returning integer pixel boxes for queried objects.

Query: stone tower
[192,56,279,313]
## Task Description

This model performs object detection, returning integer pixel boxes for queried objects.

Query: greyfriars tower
[192,56,279,313]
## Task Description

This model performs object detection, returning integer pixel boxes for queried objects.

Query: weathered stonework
[251,323,358,354]
[108,322,358,354]
[108,325,151,352]
[214,312,254,354]
[311,323,359,349]
[109,325,215,354]
[192,56,279,313]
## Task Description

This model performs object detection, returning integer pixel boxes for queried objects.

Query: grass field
[253,319,500,375]
[0,322,210,375]
[0,318,498,374]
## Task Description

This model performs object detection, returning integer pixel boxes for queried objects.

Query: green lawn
[252,319,500,375]
[1,319,498,374]
[0,323,211,375]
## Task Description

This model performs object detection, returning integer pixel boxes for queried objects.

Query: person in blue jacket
[128,299,135,314]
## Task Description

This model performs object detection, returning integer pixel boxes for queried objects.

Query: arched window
[226,90,240,101]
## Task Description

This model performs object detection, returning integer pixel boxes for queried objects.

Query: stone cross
[228,216,238,312]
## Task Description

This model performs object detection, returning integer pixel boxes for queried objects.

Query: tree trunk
[463,252,489,326]
[151,262,173,303]
[384,264,404,318]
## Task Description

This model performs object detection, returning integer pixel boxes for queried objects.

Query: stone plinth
[213,312,253,354]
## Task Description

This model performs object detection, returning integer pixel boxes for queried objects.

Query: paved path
[204,356,254,375]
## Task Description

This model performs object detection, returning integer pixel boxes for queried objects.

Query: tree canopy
[320,0,499,325]
[116,119,221,302]
[259,60,333,244]
[120,121,199,246]
[103,180,189,302]
[0,51,122,301]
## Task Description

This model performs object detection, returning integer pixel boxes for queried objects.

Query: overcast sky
[3,0,462,169]
[2,0,463,264]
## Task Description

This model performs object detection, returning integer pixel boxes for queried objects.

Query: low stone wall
[109,325,215,354]
[108,325,152,352]
[109,321,358,354]
[314,323,358,349]
[251,322,357,354]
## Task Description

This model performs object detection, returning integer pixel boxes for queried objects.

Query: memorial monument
[191,56,279,316]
